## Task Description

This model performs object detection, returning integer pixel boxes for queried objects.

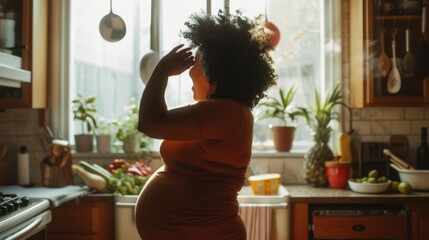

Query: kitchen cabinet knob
[352,224,365,232]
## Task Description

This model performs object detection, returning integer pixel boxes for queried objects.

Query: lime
[390,181,399,192]
[367,177,377,183]
[398,182,412,194]
[368,169,379,178]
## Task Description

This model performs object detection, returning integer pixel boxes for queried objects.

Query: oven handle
[4,214,44,240]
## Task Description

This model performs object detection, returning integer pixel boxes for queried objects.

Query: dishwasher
[114,195,140,240]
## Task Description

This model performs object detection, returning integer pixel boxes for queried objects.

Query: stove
[0,192,51,240]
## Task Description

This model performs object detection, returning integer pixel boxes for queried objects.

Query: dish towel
[239,204,273,240]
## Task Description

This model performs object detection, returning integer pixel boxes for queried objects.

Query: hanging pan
[99,0,126,42]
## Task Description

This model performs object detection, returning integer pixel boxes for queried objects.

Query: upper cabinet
[0,0,48,109]
[350,0,429,107]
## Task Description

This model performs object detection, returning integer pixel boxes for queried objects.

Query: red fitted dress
[135,99,253,240]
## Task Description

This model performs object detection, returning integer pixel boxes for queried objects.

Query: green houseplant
[258,85,301,151]
[297,83,346,187]
[114,98,152,153]
[72,94,97,152]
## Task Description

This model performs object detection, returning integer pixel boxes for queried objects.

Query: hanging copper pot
[265,21,280,48]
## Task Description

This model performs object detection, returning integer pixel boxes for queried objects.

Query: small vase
[122,132,141,153]
[304,127,334,187]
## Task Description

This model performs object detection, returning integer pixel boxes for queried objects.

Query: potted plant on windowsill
[257,85,301,152]
[72,94,97,152]
[95,116,115,153]
[114,97,152,154]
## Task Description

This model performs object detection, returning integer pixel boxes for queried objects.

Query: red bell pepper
[133,161,152,176]
[108,159,130,173]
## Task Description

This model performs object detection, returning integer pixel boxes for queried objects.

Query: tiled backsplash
[0,107,428,185]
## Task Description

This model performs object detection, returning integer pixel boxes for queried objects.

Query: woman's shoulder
[194,98,253,121]
[197,98,249,110]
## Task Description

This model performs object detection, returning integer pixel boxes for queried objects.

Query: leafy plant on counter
[72,94,97,135]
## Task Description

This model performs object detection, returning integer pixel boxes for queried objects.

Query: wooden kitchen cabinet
[350,0,429,107]
[407,203,429,240]
[46,196,114,240]
[0,0,48,109]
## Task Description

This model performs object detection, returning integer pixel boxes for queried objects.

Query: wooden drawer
[313,215,407,239]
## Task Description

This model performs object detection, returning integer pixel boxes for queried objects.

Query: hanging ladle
[387,35,401,94]
[99,0,126,42]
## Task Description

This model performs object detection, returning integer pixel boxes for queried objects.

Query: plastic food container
[248,173,281,195]
[390,164,429,191]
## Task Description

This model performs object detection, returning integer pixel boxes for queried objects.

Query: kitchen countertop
[285,185,429,204]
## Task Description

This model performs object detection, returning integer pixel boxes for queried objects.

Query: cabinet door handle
[352,224,365,232]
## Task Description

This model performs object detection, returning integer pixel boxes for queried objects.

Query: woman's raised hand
[157,44,195,77]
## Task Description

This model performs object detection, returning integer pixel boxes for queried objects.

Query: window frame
[49,0,343,155]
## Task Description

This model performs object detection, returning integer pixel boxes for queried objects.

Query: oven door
[0,210,51,240]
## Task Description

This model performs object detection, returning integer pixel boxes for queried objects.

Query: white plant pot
[96,134,111,153]
[74,134,94,153]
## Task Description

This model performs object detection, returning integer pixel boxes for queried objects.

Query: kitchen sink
[237,184,289,204]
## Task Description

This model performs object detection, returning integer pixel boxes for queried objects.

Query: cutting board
[389,135,409,161]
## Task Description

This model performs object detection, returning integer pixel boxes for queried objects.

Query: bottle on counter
[17,145,30,185]
[416,127,429,170]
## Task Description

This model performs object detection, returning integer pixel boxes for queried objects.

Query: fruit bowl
[348,179,391,194]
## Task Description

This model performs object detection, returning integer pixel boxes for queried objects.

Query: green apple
[398,182,412,194]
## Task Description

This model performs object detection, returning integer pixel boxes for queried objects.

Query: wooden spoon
[387,38,401,94]
[379,31,391,77]
[383,149,415,170]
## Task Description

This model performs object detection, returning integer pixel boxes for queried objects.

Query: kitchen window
[51,0,341,153]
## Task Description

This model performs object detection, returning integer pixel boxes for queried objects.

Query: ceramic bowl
[390,164,429,191]
[348,179,391,194]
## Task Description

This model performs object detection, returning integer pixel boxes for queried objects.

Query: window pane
[70,0,150,139]
[69,0,329,152]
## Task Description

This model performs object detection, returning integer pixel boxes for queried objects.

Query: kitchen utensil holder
[40,162,73,187]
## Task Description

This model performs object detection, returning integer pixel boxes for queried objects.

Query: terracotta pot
[270,126,295,152]
[74,134,94,153]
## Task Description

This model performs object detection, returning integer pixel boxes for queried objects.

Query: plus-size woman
[135,11,277,240]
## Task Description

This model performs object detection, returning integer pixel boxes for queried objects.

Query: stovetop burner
[0,193,30,217]
[0,192,50,234]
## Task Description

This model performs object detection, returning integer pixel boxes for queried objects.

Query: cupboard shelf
[0,0,48,109]
[349,0,429,107]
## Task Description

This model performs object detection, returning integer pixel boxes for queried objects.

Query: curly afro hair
[182,10,278,109]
